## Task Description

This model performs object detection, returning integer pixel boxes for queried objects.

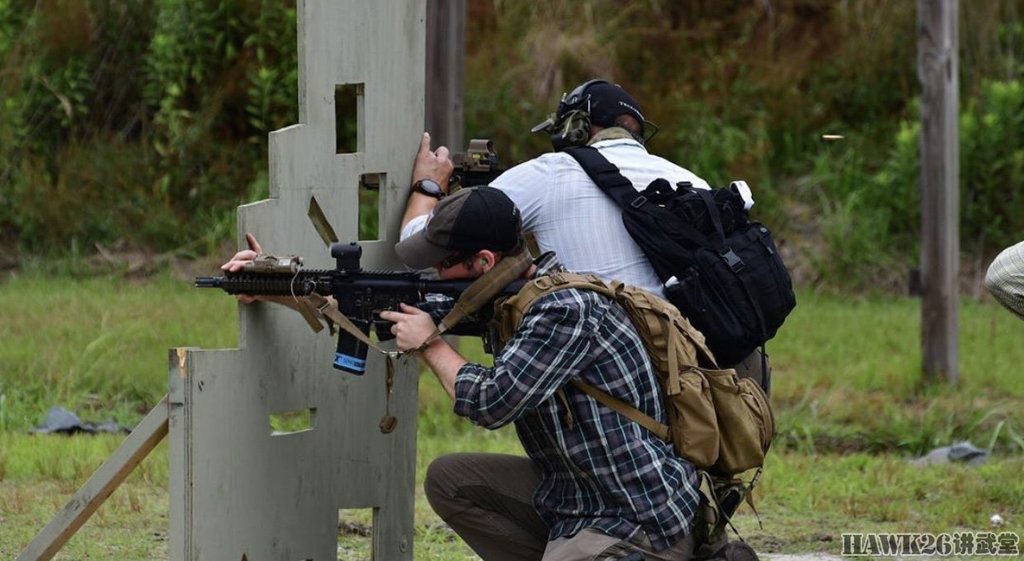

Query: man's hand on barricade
[412,132,454,186]
[221,233,264,303]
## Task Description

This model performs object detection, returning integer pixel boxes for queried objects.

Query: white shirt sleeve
[400,213,429,241]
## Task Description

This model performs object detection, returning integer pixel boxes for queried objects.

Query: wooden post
[425,0,465,150]
[918,0,959,384]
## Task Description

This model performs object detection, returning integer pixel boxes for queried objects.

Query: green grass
[0,272,238,432]
[1,272,1024,558]
[3,434,1021,558]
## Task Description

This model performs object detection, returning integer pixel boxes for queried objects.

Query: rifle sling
[305,248,533,432]
[414,246,533,352]
[308,292,401,434]
[307,294,386,355]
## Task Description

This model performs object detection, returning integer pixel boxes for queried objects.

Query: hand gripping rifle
[195,242,527,376]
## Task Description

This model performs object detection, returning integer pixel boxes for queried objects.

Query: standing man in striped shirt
[400,79,770,389]
[383,186,701,560]
[986,240,1024,319]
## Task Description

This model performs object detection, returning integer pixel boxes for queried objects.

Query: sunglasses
[437,253,473,270]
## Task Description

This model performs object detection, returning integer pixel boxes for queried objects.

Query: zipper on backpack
[757,227,774,255]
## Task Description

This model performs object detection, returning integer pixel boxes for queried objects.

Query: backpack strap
[694,189,728,248]
[501,271,678,442]
[563,146,723,264]
[562,146,644,210]
[570,379,671,440]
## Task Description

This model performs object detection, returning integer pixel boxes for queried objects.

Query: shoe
[698,540,759,561]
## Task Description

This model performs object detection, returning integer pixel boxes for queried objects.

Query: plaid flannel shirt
[420,254,700,551]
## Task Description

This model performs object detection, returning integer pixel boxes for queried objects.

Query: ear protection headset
[531,79,608,152]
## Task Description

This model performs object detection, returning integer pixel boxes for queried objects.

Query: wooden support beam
[918,0,960,384]
[425,0,465,150]
[16,396,170,561]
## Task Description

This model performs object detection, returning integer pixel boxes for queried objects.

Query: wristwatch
[412,179,446,199]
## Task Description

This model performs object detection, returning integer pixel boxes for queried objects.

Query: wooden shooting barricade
[17,1,426,559]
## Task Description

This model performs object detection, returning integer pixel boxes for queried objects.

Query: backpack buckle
[629,196,648,209]
[721,249,745,273]
[550,273,571,286]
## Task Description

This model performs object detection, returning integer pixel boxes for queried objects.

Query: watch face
[417,179,444,197]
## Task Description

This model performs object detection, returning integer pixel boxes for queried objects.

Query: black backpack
[563,146,796,367]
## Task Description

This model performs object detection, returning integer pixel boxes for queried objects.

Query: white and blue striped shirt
[402,138,709,297]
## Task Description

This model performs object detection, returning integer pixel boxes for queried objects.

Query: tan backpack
[491,271,774,476]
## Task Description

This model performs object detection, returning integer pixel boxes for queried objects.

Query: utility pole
[918,0,959,384]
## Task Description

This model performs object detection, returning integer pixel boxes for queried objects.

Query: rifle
[196,242,524,375]
[449,139,505,189]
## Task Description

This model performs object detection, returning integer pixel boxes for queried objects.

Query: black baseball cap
[557,80,645,129]
[395,186,523,269]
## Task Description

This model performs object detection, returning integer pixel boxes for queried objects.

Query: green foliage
[2,0,1024,291]
[812,79,1024,287]
[465,0,1024,290]
[0,0,297,253]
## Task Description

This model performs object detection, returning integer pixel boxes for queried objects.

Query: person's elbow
[984,262,1003,296]
[985,249,1017,298]
[457,389,523,430]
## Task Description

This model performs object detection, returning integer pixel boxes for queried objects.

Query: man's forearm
[401,192,441,230]
[403,132,453,230]
[419,339,467,400]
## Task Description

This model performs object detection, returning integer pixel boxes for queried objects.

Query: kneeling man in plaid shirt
[382,186,701,561]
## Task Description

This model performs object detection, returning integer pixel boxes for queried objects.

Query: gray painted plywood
[169,2,425,559]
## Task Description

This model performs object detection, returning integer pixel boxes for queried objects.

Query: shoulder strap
[415,246,533,352]
[562,146,642,210]
[570,378,670,440]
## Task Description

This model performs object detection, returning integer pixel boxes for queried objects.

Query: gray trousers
[424,453,695,561]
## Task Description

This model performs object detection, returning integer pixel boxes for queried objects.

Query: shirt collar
[588,137,648,152]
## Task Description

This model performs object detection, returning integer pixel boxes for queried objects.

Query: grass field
[1,270,1023,559]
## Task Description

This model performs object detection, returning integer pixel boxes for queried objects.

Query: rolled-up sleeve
[453,294,598,429]
[400,213,429,241]
[986,240,1024,319]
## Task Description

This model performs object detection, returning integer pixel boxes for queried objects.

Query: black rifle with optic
[196,242,523,375]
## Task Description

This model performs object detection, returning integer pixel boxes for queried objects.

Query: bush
[811,79,1024,288]
[0,0,296,253]
[1,0,1022,294]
